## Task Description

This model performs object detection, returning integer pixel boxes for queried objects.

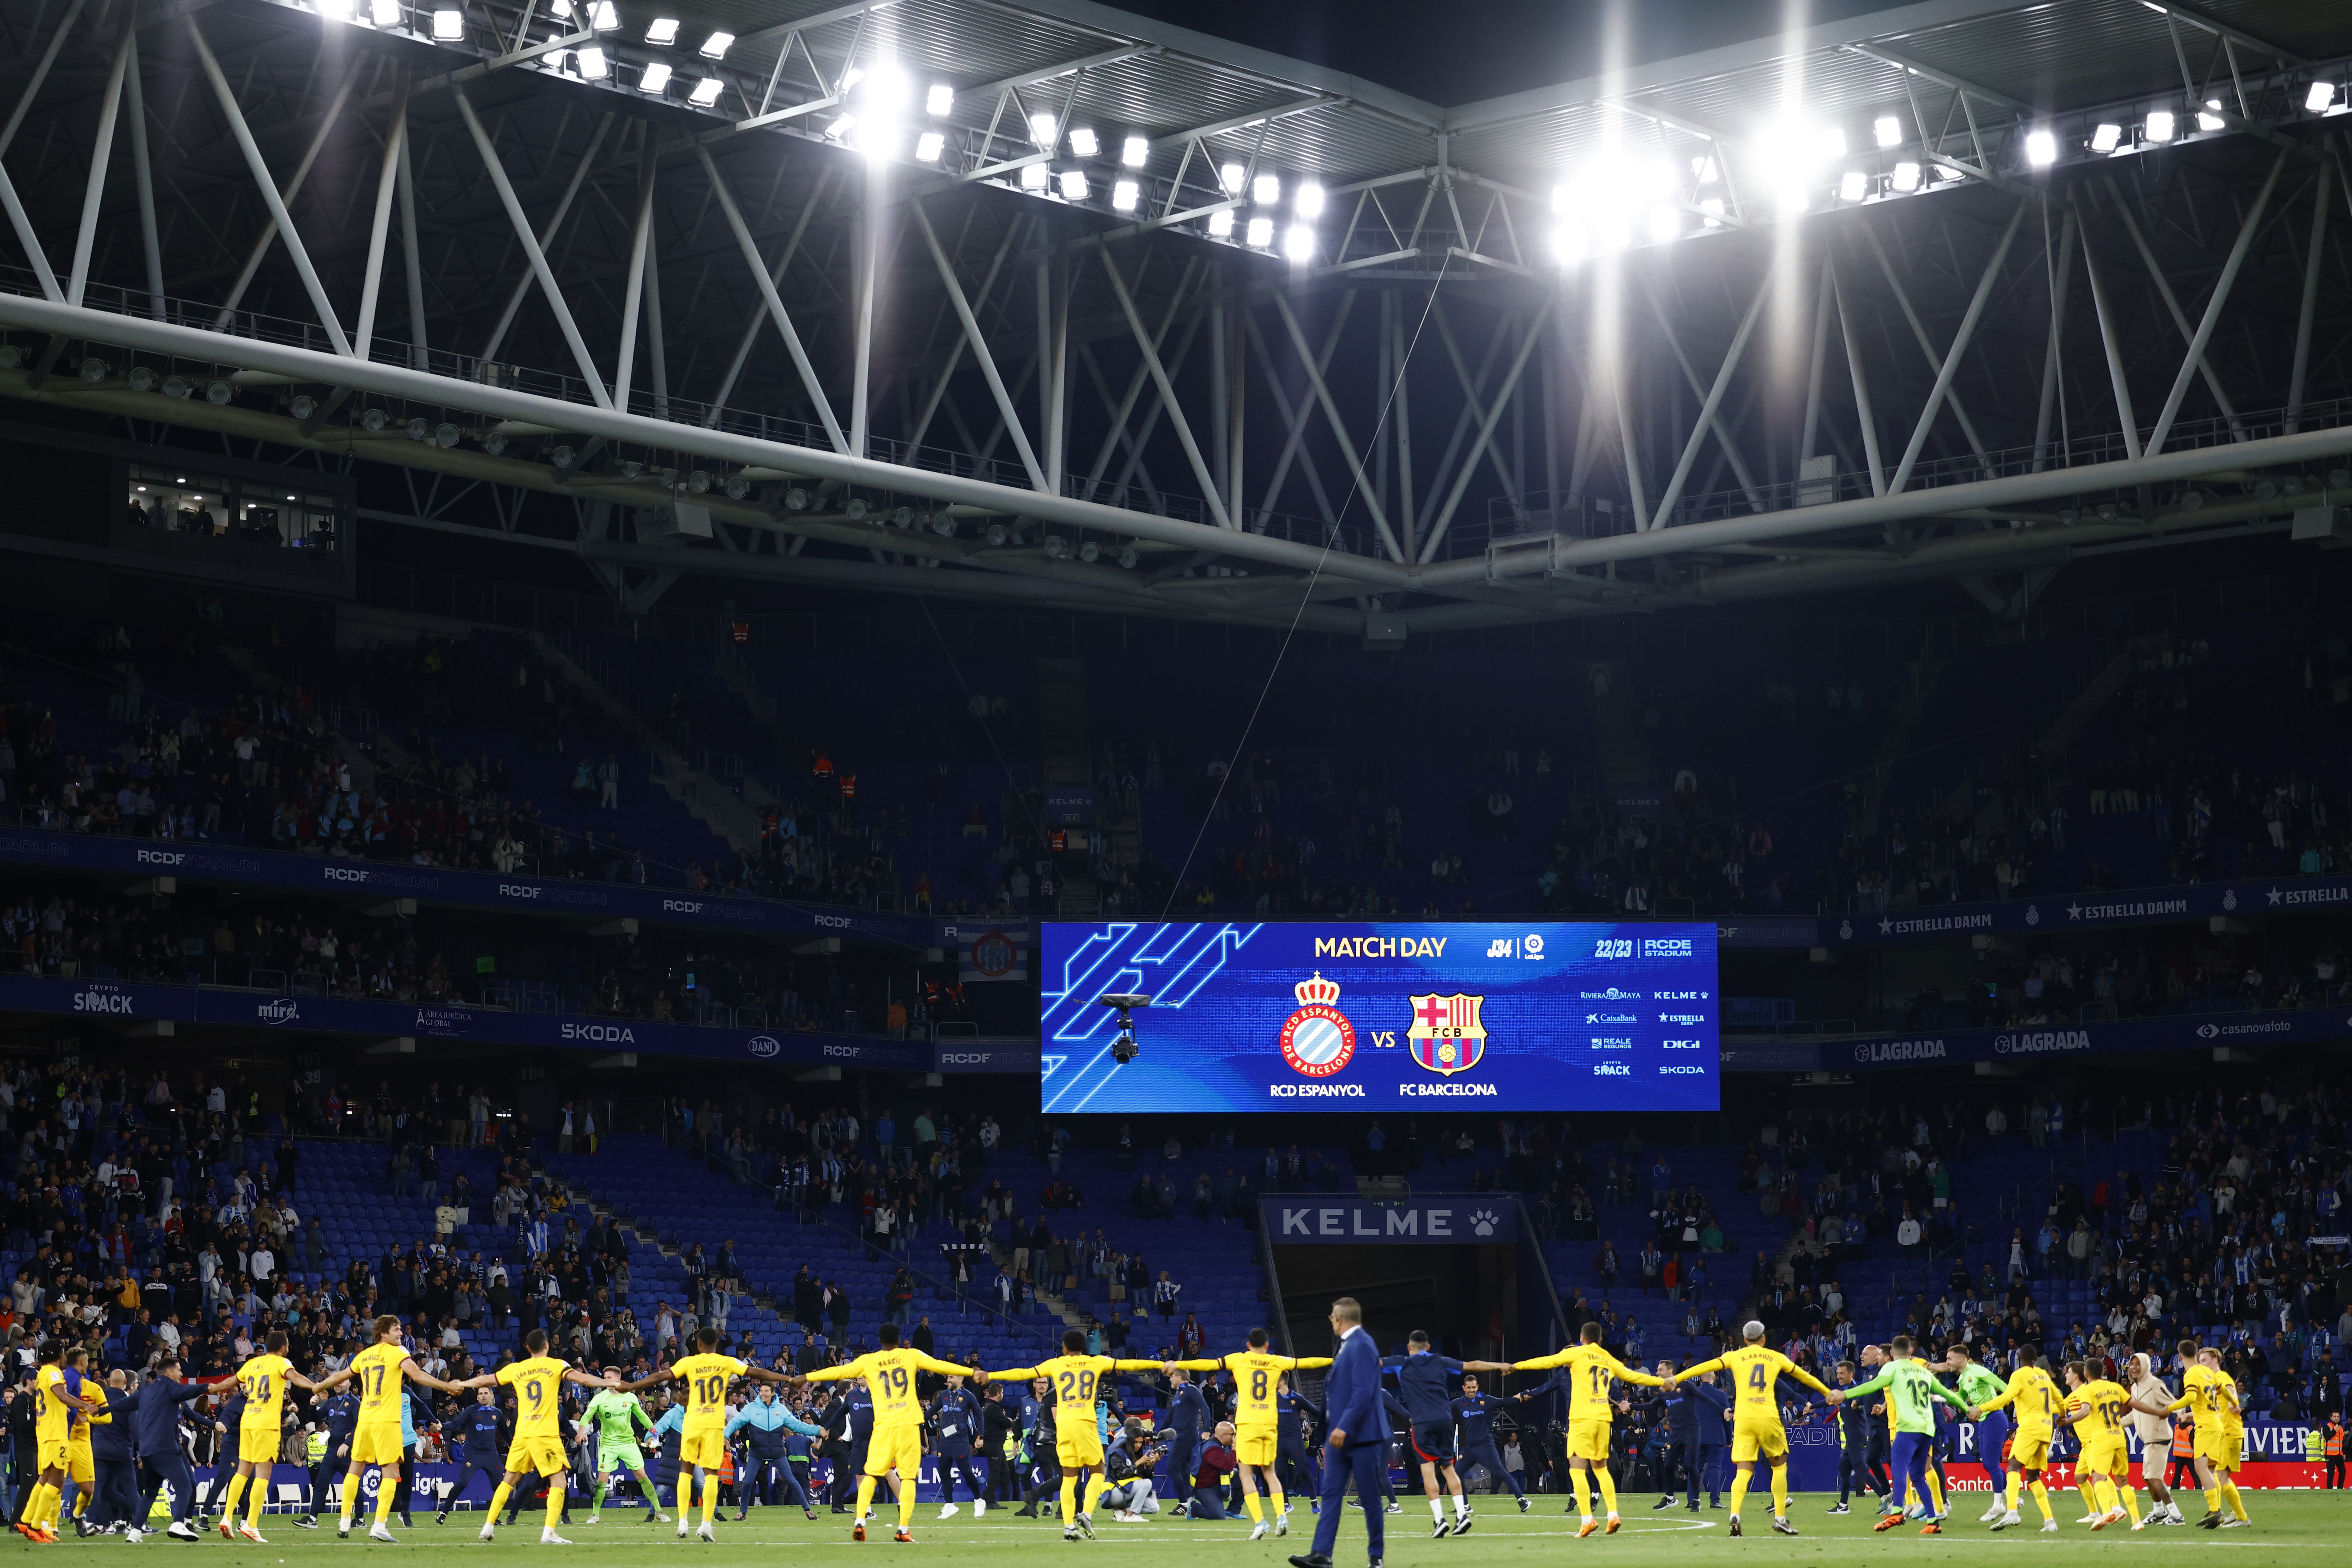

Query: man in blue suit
[1289,1298,1383,1568]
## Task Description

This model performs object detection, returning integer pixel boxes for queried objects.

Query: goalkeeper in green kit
[1828,1336,1972,1536]
[577,1369,671,1524]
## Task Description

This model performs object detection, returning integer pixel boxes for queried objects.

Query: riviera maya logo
[1279,972,1358,1078]
[1470,1209,1500,1237]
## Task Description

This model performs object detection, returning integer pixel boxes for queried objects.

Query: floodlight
[823,113,856,140]
[316,0,354,20]
[1117,546,1139,569]
[1042,534,1067,558]
[1891,160,1921,192]
[927,83,955,115]
[2144,108,2175,142]
[639,61,672,93]
[689,77,724,107]
[1208,208,1234,237]
[1078,541,1100,563]
[1691,155,1719,186]
[1122,135,1149,167]
[1219,161,1245,194]
[1020,161,1050,190]
[1069,127,1100,157]
[1058,170,1089,200]
[1252,172,1281,205]
[699,32,733,59]
[646,17,678,43]
[1647,205,1680,243]
[1838,170,1868,202]
[576,46,608,79]
[1283,223,1315,262]
[1028,111,1058,147]
[2197,99,2224,131]
[1112,178,1140,212]
[1874,115,1903,148]
[2024,128,2057,167]
[1295,182,1325,218]
[550,0,572,16]
[2308,81,2337,113]
[369,0,399,27]
[1818,127,1847,158]
[2091,122,2123,152]
[430,8,462,39]
[1698,196,1725,228]
[915,131,945,162]
[1246,215,1273,247]
[859,65,907,109]
[589,1,616,29]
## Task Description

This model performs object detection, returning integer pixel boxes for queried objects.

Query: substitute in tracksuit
[1656,1367,1729,1511]
[126,1359,215,1541]
[1451,1375,1529,1510]
[206,1391,246,1525]
[1278,1378,1322,1506]
[927,1375,988,1518]
[437,1389,509,1519]
[88,1374,141,1536]
[726,1385,822,1518]
[1161,1369,1210,1511]
[816,1387,872,1511]
[309,1388,359,1524]
[1829,1361,1887,1514]
[1385,1334,1506,1535]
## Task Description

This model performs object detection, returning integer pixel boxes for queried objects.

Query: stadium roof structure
[3,0,2352,635]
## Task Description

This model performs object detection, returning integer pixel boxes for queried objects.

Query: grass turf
[126,1492,2344,1564]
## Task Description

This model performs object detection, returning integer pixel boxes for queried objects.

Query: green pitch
[178,1492,2344,1563]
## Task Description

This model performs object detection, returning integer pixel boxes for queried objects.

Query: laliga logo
[1279,971,1357,1078]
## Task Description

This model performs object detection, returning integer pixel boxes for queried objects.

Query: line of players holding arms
[8,1311,2258,1547]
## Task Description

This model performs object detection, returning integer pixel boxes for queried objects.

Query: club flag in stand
[950,923,1031,982]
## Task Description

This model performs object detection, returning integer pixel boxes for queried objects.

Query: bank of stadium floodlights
[2,0,2352,635]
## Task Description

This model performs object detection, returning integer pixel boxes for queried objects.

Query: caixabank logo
[1279,972,1356,1077]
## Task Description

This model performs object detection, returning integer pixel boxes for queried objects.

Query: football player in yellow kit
[216,1330,331,1542]
[16,1339,98,1543]
[1671,1321,1833,1537]
[459,1329,620,1545]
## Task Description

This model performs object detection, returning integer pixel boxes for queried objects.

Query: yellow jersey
[1977,1363,2061,1432]
[1515,1343,1663,1422]
[809,1348,973,1431]
[1174,1350,1333,1428]
[2218,1373,2244,1438]
[499,1355,572,1441]
[987,1355,1163,1422]
[2068,1379,2129,1439]
[349,1341,411,1427]
[238,1353,295,1428]
[2166,1363,2236,1422]
[671,1353,748,1434]
[1678,1345,1827,1420]
[34,1365,71,1445]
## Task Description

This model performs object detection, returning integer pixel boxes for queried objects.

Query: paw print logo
[1469,1209,1500,1237]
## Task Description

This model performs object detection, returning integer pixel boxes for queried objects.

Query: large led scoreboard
[1039,920,1719,1114]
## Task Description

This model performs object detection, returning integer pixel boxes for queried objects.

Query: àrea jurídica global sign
[1038,920,1719,1114]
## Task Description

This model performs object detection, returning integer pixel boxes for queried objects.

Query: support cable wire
[1159,254,1456,917]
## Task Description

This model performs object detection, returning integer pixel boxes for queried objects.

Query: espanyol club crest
[1408,992,1488,1076]
[1279,972,1357,1077]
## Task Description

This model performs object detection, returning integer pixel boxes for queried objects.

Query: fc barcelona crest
[1407,993,1488,1075]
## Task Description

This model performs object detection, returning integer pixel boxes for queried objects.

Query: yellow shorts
[64,1440,92,1486]
[2011,1430,2052,1471]
[513,1436,568,1478]
[1567,1418,1613,1463]
[351,1425,406,1466]
[2217,1435,2243,1471]
[1235,1427,1278,1467]
[864,1426,923,1479]
[1056,1429,1105,1471]
[2078,1439,2128,1476]
[36,1437,71,1473]
[1729,1415,1787,1463]
[681,1430,727,1472]
[240,1420,284,1460]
